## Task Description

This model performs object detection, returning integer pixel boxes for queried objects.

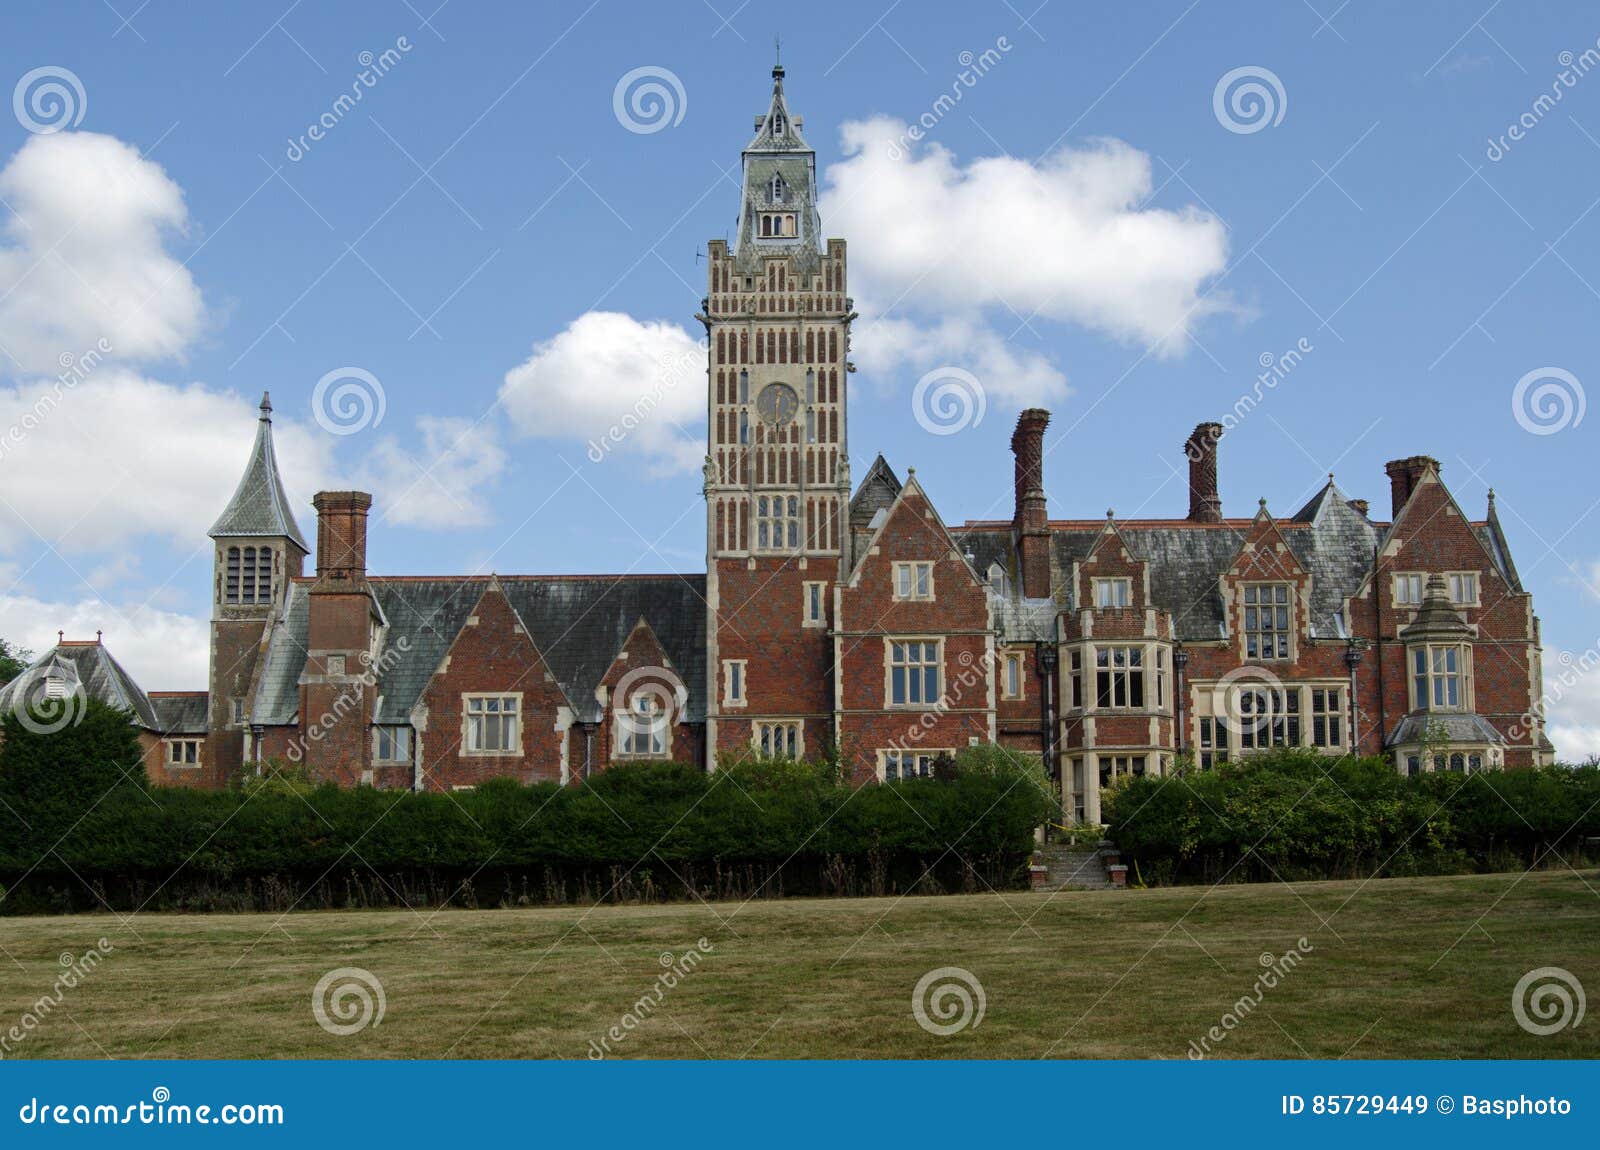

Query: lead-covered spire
[735,63,821,261]
[208,390,310,551]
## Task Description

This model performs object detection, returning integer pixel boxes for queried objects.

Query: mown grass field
[0,871,1595,1059]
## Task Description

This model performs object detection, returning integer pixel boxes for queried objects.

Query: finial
[1106,507,1115,521]
[260,391,273,420]
[1327,471,1335,485]
[1259,497,1269,511]
[1487,487,1496,509]
[57,630,63,644]
[95,629,102,643]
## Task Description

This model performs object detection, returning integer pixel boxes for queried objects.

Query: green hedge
[1104,749,1600,884]
[0,706,1052,913]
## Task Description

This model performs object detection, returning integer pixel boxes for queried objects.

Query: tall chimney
[312,491,372,584]
[1383,456,1439,519]
[1011,409,1051,598]
[1184,422,1224,523]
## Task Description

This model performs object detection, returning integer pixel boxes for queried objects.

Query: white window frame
[1410,643,1472,713]
[1001,650,1025,701]
[885,638,942,708]
[615,693,669,760]
[1393,572,1424,607]
[1446,571,1480,606]
[892,561,935,602]
[1310,687,1344,750]
[878,748,954,781]
[164,738,202,767]
[1092,645,1146,711]
[1242,582,1293,661]
[722,659,747,708]
[802,581,827,628]
[753,719,803,760]
[374,725,412,763]
[463,692,522,757]
[1093,577,1132,608]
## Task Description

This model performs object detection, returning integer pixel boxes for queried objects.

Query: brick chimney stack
[312,491,372,584]
[1184,422,1224,523]
[1383,456,1439,519]
[1011,409,1051,599]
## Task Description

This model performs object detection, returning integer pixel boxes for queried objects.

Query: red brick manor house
[1,66,1553,817]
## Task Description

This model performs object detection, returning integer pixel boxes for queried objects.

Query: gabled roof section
[208,392,309,551]
[1222,499,1310,583]
[0,638,159,729]
[1079,510,1149,568]
[845,469,984,591]
[849,454,902,529]
[1365,462,1517,599]
[150,692,208,734]
[1480,489,1524,592]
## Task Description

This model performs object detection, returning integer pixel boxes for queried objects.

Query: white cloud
[354,416,509,529]
[0,593,208,692]
[820,118,1231,357]
[0,131,205,375]
[1544,644,1600,765]
[851,312,1067,407]
[499,311,705,475]
[0,370,333,553]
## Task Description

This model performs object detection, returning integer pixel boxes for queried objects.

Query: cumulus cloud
[1544,644,1600,765]
[0,131,205,375]
[820,118,1231,357]
[0,593,208,692]
[499,311,706,474]
[851,312,1067,407]
[0,369,505,554]
[354,415,509,529]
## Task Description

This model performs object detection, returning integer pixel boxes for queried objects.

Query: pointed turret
[735,62,821,261]
[208,392,309,551]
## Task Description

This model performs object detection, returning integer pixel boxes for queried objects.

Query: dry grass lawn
[0,871,1595,1059]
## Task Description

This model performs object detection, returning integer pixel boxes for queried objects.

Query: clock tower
[700,62,853,766]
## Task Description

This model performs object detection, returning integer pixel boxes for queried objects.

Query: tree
[0,696,147,838]
[0,638,31,687]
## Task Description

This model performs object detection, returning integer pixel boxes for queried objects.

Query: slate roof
[251,574,709,728]
[150,692,209,734]
[207,393,309,551]
[952,480,1389,643]
[1387,713,1506,749]
[0,640,159,728]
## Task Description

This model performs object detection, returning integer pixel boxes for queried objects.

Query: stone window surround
[461,692,523,758]
[802,580,828,628]
[1188,679,1351,756]
[164,738,202,767]
[892,561,935,602]
[722,659,748,708]
[1408,642,1475,713]
[753,718,803,760]
[883,636,943,709]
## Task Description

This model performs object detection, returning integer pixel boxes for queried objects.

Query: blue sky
[0,1,1596,754]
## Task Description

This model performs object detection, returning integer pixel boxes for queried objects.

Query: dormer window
[1094,578,1131,608]
[1243,583,1291,660]
[770,173,786,203]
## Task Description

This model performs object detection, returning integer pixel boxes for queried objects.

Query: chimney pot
[312,491,373,584]
[1184,422,1224,523]
[1010,409,1051,598]
[1383,456,1440,519]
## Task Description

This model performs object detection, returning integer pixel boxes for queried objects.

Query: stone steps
[1036,846,1114,891]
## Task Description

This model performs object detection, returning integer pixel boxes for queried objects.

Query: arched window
[771,174,785,203]
[761,214,772,237]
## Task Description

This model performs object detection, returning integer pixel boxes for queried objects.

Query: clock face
[757,382,799,427]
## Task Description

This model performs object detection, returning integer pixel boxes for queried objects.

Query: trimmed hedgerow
[1104,748,1600,885]
[0,718,1051,914]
